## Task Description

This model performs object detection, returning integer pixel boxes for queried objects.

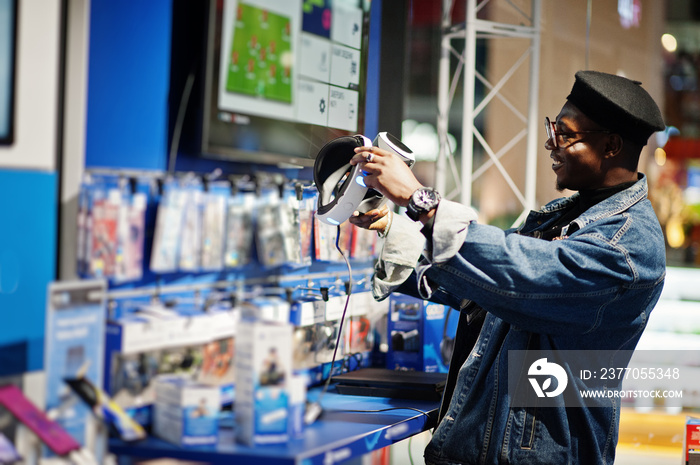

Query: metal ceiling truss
[435,0,542,227]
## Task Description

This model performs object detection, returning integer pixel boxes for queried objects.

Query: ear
[603,133,623,159]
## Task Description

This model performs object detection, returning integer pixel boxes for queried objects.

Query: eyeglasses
[544,117,610,149]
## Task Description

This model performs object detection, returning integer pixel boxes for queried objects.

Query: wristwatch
[406,187,441,221]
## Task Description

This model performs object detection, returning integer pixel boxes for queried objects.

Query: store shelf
[109,387,440,465]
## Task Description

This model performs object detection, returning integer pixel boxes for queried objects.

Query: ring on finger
[365,152,373,163]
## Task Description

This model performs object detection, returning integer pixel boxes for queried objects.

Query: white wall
[60,0,90,279]
[0,0,62,171]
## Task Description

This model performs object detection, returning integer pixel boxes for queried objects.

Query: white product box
[104,306,239,413]
[234,319,293,446]
[152,375,220,447]
[243,297,291,324]
[288,375,307,438]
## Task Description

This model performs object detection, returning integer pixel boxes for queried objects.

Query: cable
[304,224,353,424]
[168,70,195,174]
[320,225,353,394]
[335,406,431,420]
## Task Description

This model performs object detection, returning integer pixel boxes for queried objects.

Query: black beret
[566,70,665,146]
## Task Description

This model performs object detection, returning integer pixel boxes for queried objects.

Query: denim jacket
[373,174,666,465]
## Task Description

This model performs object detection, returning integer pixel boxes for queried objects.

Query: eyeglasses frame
[544,117,611,149]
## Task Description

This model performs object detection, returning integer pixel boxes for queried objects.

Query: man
[349,70,666,464]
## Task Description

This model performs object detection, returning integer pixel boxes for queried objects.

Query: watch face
[407,188,440,221]
[414,189,438,209]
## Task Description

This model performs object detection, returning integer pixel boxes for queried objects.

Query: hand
[349,204,391,233]
[350,146,423,207]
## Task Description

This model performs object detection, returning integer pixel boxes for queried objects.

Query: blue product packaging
[153,375,220,447]
[387,294,458,373]
[234,319,293,446]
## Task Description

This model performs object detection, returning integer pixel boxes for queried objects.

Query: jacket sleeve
[372,200,479,301]
[371,213,424,301]
[415,217,642,335]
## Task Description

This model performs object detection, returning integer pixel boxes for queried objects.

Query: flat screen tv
[0,0,17,145]
[198,0,372,167]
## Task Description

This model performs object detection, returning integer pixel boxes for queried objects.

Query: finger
[348,212,374,228]
[351,146,380,166]
[359,173,385,195]
[349,210,389,231]
[363,206,388,219]
[355,146,391,156]
[350,210,372,221]
[349,219,374,229]
[367,214,390,232]
[350,152,369,166]
[353,209,385,222]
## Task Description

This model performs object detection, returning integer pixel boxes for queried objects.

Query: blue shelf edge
[109,388,440,465]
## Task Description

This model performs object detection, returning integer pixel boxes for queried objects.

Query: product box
[387,294,458,373]
[242,296,291,324]
[686,416,700,464]
[152,375,220,447]
[288,375,307,439]
[290,297,330,371]
[104,305,238,418]
[289,297,325,327]
[234,319,293,446]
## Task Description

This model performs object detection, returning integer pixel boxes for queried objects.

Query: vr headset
[314,132,415,225]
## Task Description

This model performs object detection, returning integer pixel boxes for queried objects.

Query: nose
[544,137,556,151]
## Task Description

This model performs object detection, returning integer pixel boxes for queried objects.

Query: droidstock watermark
[507,350,699,409]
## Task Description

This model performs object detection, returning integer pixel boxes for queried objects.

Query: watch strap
[406,200,422,221]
